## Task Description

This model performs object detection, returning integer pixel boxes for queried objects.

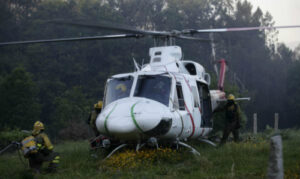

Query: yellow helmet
[94,101,103,109]
[32,121,44,135]
[227,94,235,100]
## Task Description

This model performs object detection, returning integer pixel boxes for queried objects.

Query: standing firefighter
[27,121,59,173]
[220,94,241,144]
[88,101,103,136]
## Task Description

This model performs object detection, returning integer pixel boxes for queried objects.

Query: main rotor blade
[50,19,170,36]
[176,35,212,42]
[194,25,300,33]
[0,34,143,46]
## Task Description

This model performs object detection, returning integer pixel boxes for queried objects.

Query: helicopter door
[197,82,212,127]
[174,82,193,138]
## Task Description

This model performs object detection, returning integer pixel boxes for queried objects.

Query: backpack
[21,136,38,158]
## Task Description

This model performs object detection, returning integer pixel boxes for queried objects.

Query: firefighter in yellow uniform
[87,101,103,136]
[29,121,59,173]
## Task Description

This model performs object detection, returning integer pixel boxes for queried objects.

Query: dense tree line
[0,0,299,136]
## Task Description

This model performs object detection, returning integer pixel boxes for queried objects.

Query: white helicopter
[97,44,225,156]
[1,21,300,157]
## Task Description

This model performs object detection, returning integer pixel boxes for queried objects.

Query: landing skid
[136,143,145,151]
[104,144,127,160]
[198,138,217,147]
[177,141,200,156]
[104,140,202,159]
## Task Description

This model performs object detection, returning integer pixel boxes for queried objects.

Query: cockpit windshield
[134,75,171,106]
[104,76,133,105]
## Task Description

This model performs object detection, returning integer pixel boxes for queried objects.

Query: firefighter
[88,101,103,136]
[220,94,241,145]
[29,121,59,173]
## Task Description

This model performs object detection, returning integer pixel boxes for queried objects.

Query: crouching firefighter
[22,121,60,173]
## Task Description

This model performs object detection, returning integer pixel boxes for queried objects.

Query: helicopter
[1,20,300,157]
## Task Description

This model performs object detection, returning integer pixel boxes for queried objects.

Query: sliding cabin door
[197,82,213,127]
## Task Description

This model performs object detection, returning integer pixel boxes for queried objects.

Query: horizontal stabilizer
[217,97,251,102]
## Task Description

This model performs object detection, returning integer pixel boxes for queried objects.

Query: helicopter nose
[96,100,136,139]
[96,98,172,139]
[132,99,173,136]
[105,116,137,139]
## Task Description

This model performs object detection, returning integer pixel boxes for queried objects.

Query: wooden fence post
[253,113,257,134]
[267,135,284,179]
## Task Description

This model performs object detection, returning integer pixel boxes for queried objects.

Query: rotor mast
[153,36,176,47]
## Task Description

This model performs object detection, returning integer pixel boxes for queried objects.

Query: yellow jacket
[35,133,54,151]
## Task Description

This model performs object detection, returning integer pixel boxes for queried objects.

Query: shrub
[0,128,29,149]
[279,128,300,140]
[100,148,182,171]
[58,121,90,141]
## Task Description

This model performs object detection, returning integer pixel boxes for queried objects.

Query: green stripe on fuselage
[131,102,144,133]
[104,103,118,134]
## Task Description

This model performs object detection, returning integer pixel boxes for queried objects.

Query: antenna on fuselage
[133,58,140,71]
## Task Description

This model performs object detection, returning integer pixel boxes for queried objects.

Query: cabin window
[192,86,200,107]
[175,82,185,110]
[204,73,211,85]
[185,63,197,75]
[134,75,171,106]
[104,76,133,106]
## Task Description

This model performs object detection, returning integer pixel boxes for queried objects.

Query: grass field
[0,130,299,179]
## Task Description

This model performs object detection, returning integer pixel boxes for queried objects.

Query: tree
[0,67,41,130]
[293,44,300,60]
[1,0,299,133]
[286,61,300,127]
[49,86,91,134]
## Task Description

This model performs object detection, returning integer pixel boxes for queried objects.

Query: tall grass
[0,129,299,178]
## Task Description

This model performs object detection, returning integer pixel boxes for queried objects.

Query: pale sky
[250,0,300,50]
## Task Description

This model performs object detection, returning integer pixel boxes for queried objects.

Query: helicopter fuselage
[96,46,225,142]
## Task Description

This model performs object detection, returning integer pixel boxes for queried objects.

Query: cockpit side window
[192,86,200,107]
[175,82,185,110]
[104,76,133,106]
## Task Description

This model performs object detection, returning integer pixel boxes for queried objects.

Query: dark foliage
[58,121,90,140]
[0,0,299,138]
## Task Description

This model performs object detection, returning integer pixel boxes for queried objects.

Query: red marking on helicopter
[183,75,192,92]
[170,72,177,82]
[185,102,195,138]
